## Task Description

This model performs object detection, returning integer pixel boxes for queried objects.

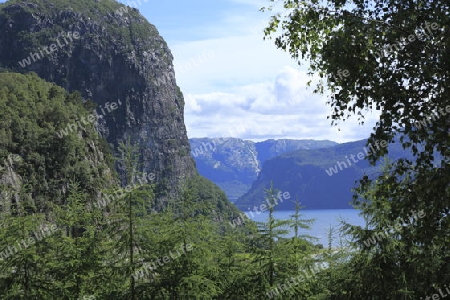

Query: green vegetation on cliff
[0,0,195,205]
[0,72,117,209]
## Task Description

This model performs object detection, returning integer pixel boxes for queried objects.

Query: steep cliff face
[0,0,195,203]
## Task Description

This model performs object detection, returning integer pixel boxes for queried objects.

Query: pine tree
[108,136,154,299]
[43,181,113,299]
[249,185,291,298]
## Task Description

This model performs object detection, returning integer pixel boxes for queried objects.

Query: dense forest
[0,73,332,299]
[0,0,449,299]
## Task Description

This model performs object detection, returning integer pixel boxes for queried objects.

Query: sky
[1,0,380,143]
[124,0,380,143]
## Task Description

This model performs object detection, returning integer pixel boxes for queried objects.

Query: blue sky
[1,0,379,142]
[135,0,379,142]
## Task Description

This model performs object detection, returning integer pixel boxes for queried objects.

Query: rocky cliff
[0,0,196,204]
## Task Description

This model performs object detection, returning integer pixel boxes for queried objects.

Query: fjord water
[251,209,366,247]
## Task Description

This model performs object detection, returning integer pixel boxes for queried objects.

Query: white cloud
[133,0,380,143]
[171,34,296,94]
[185,67,380,143]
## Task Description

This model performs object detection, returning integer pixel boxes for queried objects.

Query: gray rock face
[0,0,196,202]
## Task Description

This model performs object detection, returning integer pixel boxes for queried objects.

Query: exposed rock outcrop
[0,0,196,203]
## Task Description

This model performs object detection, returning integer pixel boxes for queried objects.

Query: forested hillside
[0,72,256,299]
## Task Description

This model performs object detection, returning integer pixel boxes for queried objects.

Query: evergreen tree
[107,137,154,299]
[0,203,45,299]
[43,182,114,299]
[250,185,291,298]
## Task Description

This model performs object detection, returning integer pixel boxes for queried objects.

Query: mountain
[0,0,195,205]
[189,138,337,201]
[234,139,414,210]
[255,139,338,163]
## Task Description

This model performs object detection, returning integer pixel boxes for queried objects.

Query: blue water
[250,209,366,247]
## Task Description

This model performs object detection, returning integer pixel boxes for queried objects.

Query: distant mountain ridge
[235,138,414,210]
[189,138,337,201]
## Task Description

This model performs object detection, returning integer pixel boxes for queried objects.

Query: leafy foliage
[264,0,450,298]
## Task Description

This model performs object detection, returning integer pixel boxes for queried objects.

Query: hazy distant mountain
[255,139,337,163]
[234,139,413,210]
[189,138,337,201]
